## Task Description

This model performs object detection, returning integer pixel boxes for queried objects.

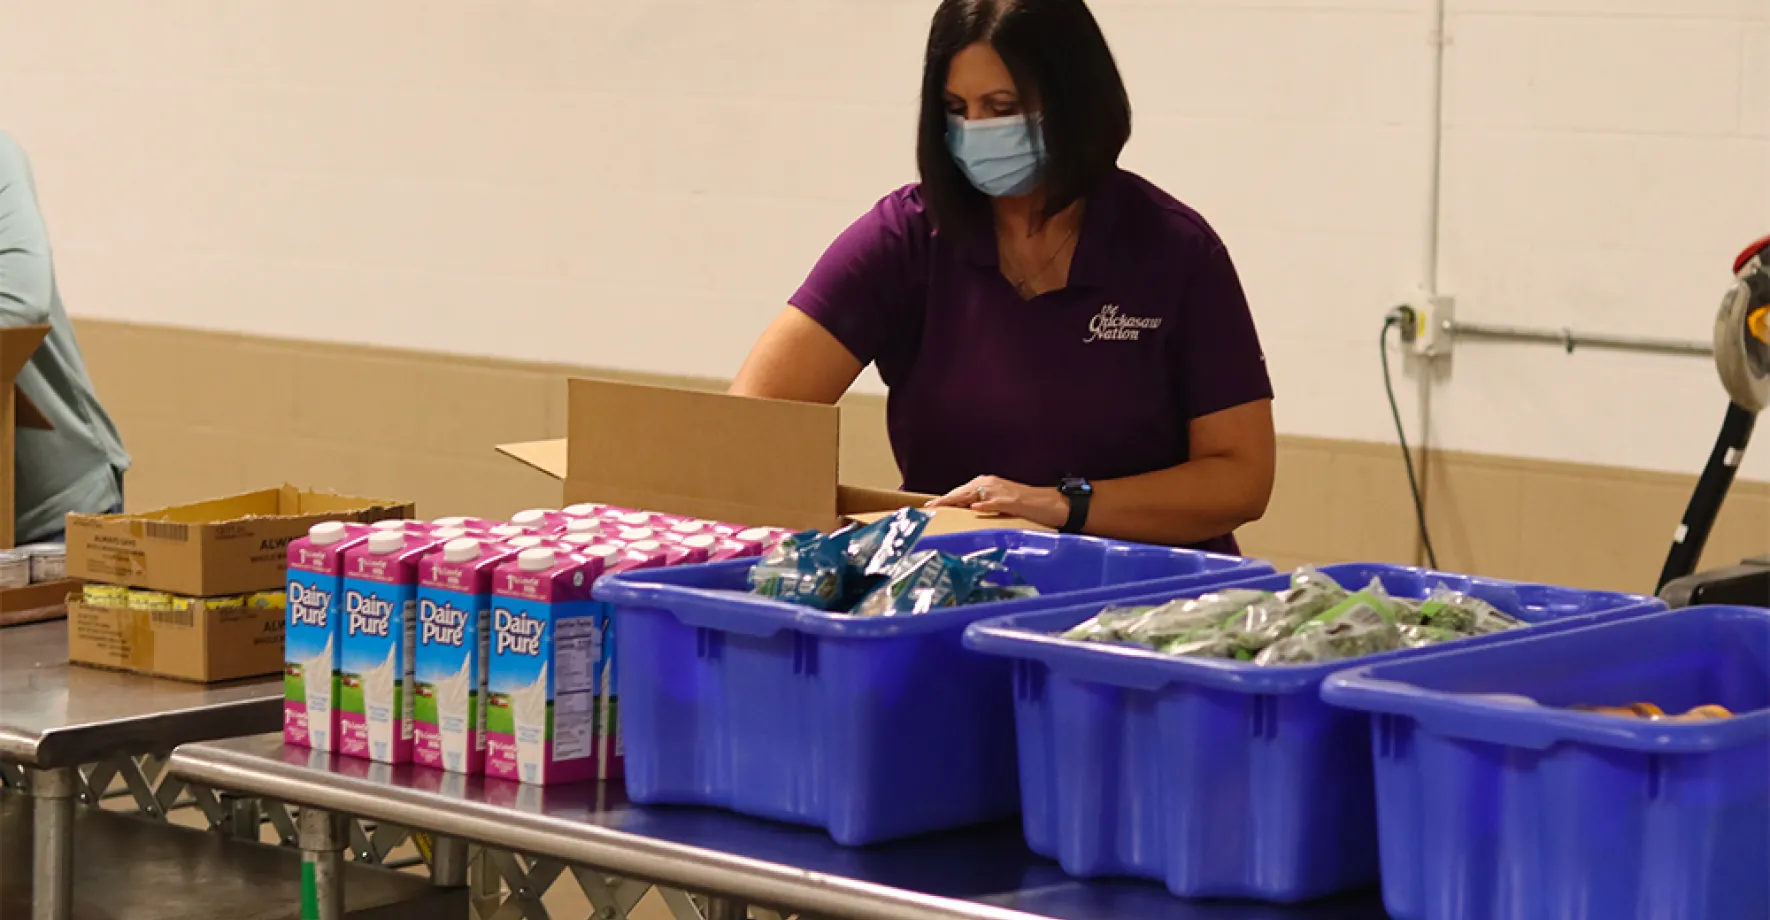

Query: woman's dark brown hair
[916,0,1132,234]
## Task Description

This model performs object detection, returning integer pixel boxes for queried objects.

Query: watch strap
[1060,479,1092,535]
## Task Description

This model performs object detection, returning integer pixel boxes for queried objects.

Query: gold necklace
[1000,219,1080,297]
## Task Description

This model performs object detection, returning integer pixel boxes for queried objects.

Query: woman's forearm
[1085,455,1273,546]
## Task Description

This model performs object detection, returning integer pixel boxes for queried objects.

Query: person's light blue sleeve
[0,136,56,326]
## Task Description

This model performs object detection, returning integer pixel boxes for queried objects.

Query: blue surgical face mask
[946,114,1043,198]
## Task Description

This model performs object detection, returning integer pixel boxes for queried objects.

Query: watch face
[1062,478,1092,497]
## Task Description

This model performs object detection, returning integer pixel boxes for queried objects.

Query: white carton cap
[582,544,620,559]
[681,534,717,550]
[619,527,655,542]
[488,525,527,538]
[372,520,408,532]
[511,509,556,527]
[562,503,604,517]
[617,511,653,526]
[432,516,470,528]
[628,540,663,553]
[559,533,600,546]
[518,547,557,572]
[431,527,470,542]
[309,521,350,546]
[671,520,708,534]
[368,531,405,555]
[564,518,603,534]
[443,538,482,563]
[737,527,774,542]
[507,535,547,549]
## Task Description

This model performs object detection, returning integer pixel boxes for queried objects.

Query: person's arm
[929,399,1275,544]
[730,307,864,404]
[0,138,55,326]
[730,189,924,404]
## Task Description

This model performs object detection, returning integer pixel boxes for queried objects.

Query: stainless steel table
[0,622,283,920]
[170,734,1392,920]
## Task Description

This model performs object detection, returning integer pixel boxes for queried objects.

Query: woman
[732,0,1273,553]
[0,132,130,543]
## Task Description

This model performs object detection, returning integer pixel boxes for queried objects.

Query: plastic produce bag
[748,530,848,610]
[1397,623,1462,649]
[1060,604,1161,643]
[1255,598,1402,665]
[1221,567,1349,654]
[838,508,932,605]
[1124,590,1271,650]
[1416,585,1525,635]
[851,546,1004,616]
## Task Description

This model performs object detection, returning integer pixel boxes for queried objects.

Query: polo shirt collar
[952,169,1126,291]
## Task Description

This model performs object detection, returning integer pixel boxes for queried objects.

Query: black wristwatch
[1058,477,1093,535]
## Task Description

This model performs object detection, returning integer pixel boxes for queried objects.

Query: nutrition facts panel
[552,617,602,762]
[553,690,593,761]
[553,618,601,694]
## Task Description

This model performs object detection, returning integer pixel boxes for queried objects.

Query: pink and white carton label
[285,524,372,751]
[486,551,609,785]
[337,533,440,764]
[414,540,519,774]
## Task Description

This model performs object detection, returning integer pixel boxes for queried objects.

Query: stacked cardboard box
[64,485,413,681]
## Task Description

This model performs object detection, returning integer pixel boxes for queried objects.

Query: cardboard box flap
[496,439,568,479]
[66,485,415,596]
[845,506,1050,536]
[117,486,287,524]
[838,485,936,515]
[0,325,49,385]
[82,485,409,526]
[565,378,841,530]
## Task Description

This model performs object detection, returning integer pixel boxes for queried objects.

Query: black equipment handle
[1658,402,1757,592]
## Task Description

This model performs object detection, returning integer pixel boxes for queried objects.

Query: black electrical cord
[1381,311,1439,570]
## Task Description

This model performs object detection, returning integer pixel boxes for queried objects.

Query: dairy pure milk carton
[576,542,677,781]
[509,508,571,532]
[432,516,498,532]
[339,531,439,763]
[415,537,518,773]
[560,517,606,537]
[487,548,607,785]
[285,522,372,751]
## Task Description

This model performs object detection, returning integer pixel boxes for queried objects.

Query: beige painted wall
[78,319,1766,596]
[6,1,1767,484]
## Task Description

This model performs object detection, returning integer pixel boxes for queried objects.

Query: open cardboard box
[66,485,415,597]
[497,378,1046,535]
[67,597,283,683]
[0,578,80,627]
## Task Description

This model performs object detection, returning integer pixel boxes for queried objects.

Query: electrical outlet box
[1406,293,1455,357]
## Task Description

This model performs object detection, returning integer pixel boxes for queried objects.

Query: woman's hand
[927,475,1070,530]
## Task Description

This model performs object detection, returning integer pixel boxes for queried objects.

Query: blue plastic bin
[595,530,1271,845]
[1322,605,1770,920]
[961,563,1666,902]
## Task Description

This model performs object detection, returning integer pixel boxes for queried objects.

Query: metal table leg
[297,807,349,920]
[30,766,77,920]
[431,836,469,888]
[704,897,750,920]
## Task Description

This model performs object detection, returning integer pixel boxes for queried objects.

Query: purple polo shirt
[791,169,1272,553]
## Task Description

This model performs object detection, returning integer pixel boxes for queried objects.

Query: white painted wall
[3,0,1766,479]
